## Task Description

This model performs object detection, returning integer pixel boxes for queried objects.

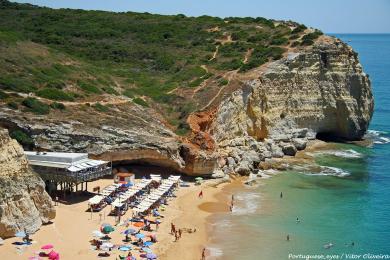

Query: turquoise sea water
[209,34,390,259]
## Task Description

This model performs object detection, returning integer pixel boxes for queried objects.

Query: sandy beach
[0,176,233,260]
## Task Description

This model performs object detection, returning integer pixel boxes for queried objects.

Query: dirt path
[4,90,131,107]
[200,69,238,110]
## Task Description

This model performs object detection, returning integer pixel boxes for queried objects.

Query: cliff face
[212,36,373,143]
[0,128,55,238]
[0,34,374,177]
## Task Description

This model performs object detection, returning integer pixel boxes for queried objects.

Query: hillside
[0,0,373,176]
[0,0,322,135]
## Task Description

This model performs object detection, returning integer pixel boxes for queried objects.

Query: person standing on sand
[175,230,179,241]
[287,234,290,241]
[171,223,176,235]
[198,190,203,199]
[201,248,206,260]
[55,196,59,206]
[178,229,182,239]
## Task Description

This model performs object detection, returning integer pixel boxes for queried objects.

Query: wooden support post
[85,181,88,191]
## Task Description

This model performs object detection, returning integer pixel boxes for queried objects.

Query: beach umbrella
[195,177,203,181]
[135,233,145,239]
[122,228,137,235]
[119,246,131,251]
[92,230,104,238]
[102,225,115,234]
[41,244,54,250]
[134,222,144,228]
[143,241,153,247]
[15,231,26,238]
[102,242,113,248]
[48,250,59,260]
[146,253,157,259]
[101,235,112,241]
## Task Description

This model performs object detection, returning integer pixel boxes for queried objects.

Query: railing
[33,166,112,183]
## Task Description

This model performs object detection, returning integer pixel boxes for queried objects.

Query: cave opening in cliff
[316,132,345,142]
[111,160,185,179]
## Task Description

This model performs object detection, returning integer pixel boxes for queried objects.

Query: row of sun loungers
[88,175,181,215]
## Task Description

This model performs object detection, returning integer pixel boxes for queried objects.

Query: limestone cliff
[212,36,373,143]
[0,36,374,177]
[207,35,373,175]
[0,128,55,238]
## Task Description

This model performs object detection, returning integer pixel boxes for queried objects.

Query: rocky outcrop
[0,128,55,238]
[209,36,373,176]
[212,37,373,143]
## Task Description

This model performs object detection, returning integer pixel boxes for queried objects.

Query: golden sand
[0,177,232,260]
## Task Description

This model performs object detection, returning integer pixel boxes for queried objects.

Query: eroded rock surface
[0,128,55,238]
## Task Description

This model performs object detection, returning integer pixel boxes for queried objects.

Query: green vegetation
[50,102,66,110]
[7,101,18,109]
[9,129,34,146]
[0,89,8,99]
[301,30,323,45]
[292,24,307,34]
[36,88,74,101]
[133,97,149,107]
[93,102,109,112]
[218,78,229,86]
[240,46,284,72]
[0,0,313,133]
[21,97,50,114]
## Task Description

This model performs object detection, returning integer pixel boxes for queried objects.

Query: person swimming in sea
[280,192,283,198]
[287,234,290,241]
[296,217,300,223]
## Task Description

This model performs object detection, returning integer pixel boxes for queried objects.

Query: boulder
[270,144,284,158]
[292,138,307,150]
[211,169,225,179]
[234,161,253,176]
[280,143,297,156]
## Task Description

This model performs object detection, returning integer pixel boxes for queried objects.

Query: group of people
[170,223,182,241]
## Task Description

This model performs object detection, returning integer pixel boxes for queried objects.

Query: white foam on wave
[316,149,363,158]
[207,246,224,258]
[232,192,261,216]
[365,130,390,144]
[210,218,232,229]
[306,166,350,177]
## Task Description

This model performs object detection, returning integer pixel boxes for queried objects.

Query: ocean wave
[365,130,390,144]
[207,247,224,257]
[306,166,350,177]
[232,192,261,216]
[315,149,363,158]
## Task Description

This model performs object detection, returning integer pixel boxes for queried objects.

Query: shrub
[22,97,50,114]
[10,129,34,146]
[50,102,66,110]
[218,78,229,86]
[78,81,102,94]
[271,37,288,45]
[133,97,149,107]
[291,24,307,34]
[36,88,74,101]
[0,90,9,99]
[93,102,109,112]
[122,89,135,98]
[188,78,204,88]
[301,30,323,45]
[102,86,119,95]
[7,101,18,109]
